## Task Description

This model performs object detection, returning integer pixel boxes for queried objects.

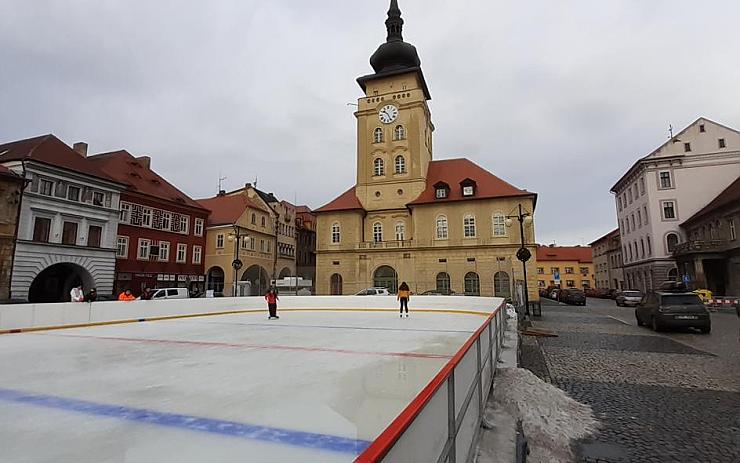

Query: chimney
[245,182,252,189]
[136,156,151,169]
[217,190,226,196]
[73,142,88,157]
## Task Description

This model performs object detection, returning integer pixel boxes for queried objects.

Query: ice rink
[0,301,494,462]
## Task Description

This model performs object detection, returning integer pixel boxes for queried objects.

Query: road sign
[553,270,561,285]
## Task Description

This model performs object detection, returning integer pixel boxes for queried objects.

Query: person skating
[118,289,135,301]
[265,288,279,320]
[84,288,97,303]
[398,282,411,317]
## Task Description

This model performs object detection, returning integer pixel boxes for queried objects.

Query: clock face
[378,105,399,124]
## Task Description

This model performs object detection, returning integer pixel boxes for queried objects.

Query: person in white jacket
[70,285,84,302]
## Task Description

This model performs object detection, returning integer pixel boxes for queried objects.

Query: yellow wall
[536,260,595,290]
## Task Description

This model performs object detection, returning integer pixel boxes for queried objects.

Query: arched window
[374,158,385,176]
[667,268,678,280]
[373,128,384,143]
[494,271,511,299]
[373,265,398,293]
[373,222,383,242]
[331,222,340,244]
[330,273,343,295]
[492,213,506,236]
[464,272,480,296]
[394,125,406,141]
[395,221,405,241]
[436,215,448,239]
[436,272,451,294]
[463,215,476,237]
[666,233,679,253]
[394,155,406,174]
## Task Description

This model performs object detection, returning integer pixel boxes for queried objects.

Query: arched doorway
[494,271,511,299]
[436,272,451,294]
[464,272,480,296]
[667,268,678,281]
[330,273,343,295]
[28,263,94,303]
[206,267,225,294]
[373,265,398,293]
[242,265,269,295]
[666,233,679,253]
[279,267,291,278]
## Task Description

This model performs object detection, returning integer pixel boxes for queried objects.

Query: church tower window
[394,125,406,140]
[373,128,384,143]
[394,155,406,174]
[374,158,385,176]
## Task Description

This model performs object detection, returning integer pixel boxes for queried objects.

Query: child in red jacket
[265,288,279,320]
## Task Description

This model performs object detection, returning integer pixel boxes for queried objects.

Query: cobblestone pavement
[521,298,740,462]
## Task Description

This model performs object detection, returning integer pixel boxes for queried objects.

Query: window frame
[373,158,385,176]
[192,245,202,264]
[372,222,383,243]
[463,215,476,238]
[176,243,187,263]
[661,200,678,221]
[492,213,506,236]
[436,215,448,240]
[331,222,341,244]
[394,221,405,241]
[39,179,54,196]
[394,155,406,174]
[61,221,78,245]
[138,238,151,260]
[194,218,204,237]
[116,236,129,258]
[87,225,103,248]
[373,127,384,144]
[393,125,406,141]
[158,241,170,262]
[216,233,224,248]
[658,171,673,190]
[32,216,52,243]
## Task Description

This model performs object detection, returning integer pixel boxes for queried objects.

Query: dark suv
[559,288,586,306]
[635,291,711,333]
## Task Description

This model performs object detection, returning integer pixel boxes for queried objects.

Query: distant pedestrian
[265,288,279,320]
[70,285,84,302]
[118,289,135,301]
[84,288,97,303]
[140,287,154,300]
[398,282,410,318]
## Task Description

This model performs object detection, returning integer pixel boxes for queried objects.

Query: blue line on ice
[0,387,370,455]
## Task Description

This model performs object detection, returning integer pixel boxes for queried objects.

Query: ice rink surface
[0,304,491,462]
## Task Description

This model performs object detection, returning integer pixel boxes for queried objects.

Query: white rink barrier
[356,300,507,463]
[0,295,500,333]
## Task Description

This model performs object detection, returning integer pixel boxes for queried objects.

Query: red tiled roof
[197,194,267,226]
[536,245,593,263]
[0,134,118,182]
[407,158,535,206]
[315,186,365,213]
[0,165,24,182]
[682,175,740,227]
[88,150,206,211]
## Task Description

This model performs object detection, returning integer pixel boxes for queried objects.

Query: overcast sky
[2,0,739,245]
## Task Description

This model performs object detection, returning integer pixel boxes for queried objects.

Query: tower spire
[385,0,404,42]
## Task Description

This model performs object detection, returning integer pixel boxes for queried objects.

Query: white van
[149,288,189,300]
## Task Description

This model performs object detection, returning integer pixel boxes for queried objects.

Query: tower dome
[369,0,421,73]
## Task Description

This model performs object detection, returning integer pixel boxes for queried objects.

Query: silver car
[355,287,391,296]
[616,290,643,307]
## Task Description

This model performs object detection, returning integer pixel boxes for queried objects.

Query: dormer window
[433,182,449,199]
[460,178,477,197]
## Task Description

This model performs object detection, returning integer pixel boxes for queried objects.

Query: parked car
[559,288,586,306]
[355,287,391,296]
[549,289,560,300]
[147,288,189,300]
[635,291,711,333]
[420,289,456,295]
[615,290,643,307]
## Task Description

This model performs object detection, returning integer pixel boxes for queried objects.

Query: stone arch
[464,272,480,296]
[206,266,225,294]
[373,265,398,293]
[28,262,94,303]
[279,267,292,278]
[436,272,451,294]
[494,271,511,299]
[241,265,269,296]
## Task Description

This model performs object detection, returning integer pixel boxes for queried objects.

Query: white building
[0,135,126,301]
[611,118,740,291]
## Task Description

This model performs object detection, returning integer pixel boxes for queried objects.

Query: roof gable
[315,186,365,213]
[408,158,533,206]
[682,175,740,226]
[197,194,260,226]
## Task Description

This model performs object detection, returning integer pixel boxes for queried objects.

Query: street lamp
[228,226,250,297]
[505,204,534,318]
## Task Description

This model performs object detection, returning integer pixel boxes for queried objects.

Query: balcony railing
[357,240,413,249]
[673,239,730,256]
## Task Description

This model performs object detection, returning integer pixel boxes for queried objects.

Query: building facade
[590,228,624,290]
[315,2,539,300]
[536,245,594,291]
[295,206,317,291]
[674,176,740,295]
[0,135,126,301]
[88,151,209,296]
[0,166,25,300]
[198,188,276,296]
[611,118,740,292]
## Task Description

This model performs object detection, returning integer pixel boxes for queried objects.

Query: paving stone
[540,332,712,355]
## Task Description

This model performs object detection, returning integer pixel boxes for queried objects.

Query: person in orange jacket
[398,282,411,318]
[265,287,279,320]
[118,289,135,301]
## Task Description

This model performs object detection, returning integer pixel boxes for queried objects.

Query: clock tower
[354,0,434,211]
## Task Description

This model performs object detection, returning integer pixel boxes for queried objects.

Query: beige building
[198,187,277,296]
[535,246,595,291]
[590,228,624,290]
[314,2,539,301]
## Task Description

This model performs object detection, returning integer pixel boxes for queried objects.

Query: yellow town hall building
[315,1,539,299]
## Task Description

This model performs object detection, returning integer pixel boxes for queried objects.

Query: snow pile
[488,368,599,462]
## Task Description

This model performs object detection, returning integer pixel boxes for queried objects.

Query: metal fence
[355,302,507,463]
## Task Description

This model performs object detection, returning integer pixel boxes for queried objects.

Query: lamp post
[227,225,249,297]
[505,204,534,317]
